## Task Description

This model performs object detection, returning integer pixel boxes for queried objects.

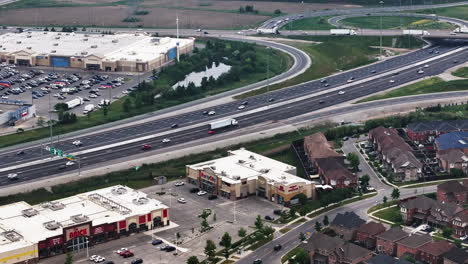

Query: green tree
[442,227,453,239]
[323,215,329,226]
[255,215,263,230]
[238,227,247,237]
[187,256,200,264]
[44,27,49,31]
[391,188,400,200]
[64,252,73,264]
[204,240,217,263]
[54,102,69,111]
[274,9,282,14]
[51,27,56,32]
[383,196,388,204]
[294,248,310,264]
[201,218,210,232]
[299,232,306,241]
[123,98,132,113]
[289,207,296,218]
[315,221,322,232]
[262,226,275,238]
[450,168,465,177]
[103,105,108,117]
[219,232,232,259]
[346,152,360,171]
[296,193,308,205]
[359,174,370,189]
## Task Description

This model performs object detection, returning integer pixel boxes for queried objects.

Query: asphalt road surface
[1,43,467,186]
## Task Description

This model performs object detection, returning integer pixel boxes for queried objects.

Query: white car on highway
[175,182,185,186]
[417,69,424,74]
[7,173,18,180]
[162,138,171,143]
[424,64,429,68]
[338,91,345,95]
[72,140,82,146]
[238,105,246,110]
[197,191,207,196]
[208,111,216,116]
[389,80,395,83]
[65,161,75,166]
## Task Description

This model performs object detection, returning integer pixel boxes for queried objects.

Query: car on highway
[424,64,429,68]
[65,161,75,166]
[273,244,282,251]
[177,198,187,204]
[417,69,424,74]
[324,83,330,87]
[171,123,178,128]
[175,182,185,186]
[460,235,468,241]
[318,100,325,104]
[238,105,246,110]
[165,246,176,252]
[241,101,248,105]
[208,111,216,116]
[152,239,163,245]
[162,138,171,143]
[253,259,262,264]
[320,79,327,83]
[197,190,207,196]
[72,140,82,146]
[7,173,18,180]
[389,80,395,83]
[346,78,354,83]
[58,164,67,170]
[16,150,25,155]
[208,130,215,135]
[453,60,459,63]
[141,144,152,150]
[202,110,208,115]
[208,194,218,200]
[268,98,275,102]
[94,256,106,263]
[338,91,345,95]
[370,70,377,74]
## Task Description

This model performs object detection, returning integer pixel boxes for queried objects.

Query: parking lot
[43,181,284,264]
[0,64,142,121]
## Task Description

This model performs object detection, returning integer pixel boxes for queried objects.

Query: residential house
[437,149,468,174]
[452,210,468,239]
[376,227,409,256]
[301,232,374,264]
[428,201,464,229]
[369,126,423,182]
[365,254,413,264]
[330,211,366,241]
[303,133,357,189]
[396,234,432,258]
[437,180,468,205]
[418,240,454,264]
[442,246,468,264]
[406,119,468,144]
[400,196,438,225]
[356,221,386,249]
[435,131,468,154]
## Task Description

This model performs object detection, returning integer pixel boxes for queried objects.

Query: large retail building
[0,31,194,72]
[186,148,315,204]
[0,185,169,264]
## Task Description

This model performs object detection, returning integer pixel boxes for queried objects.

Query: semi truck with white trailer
[83,104,95,114]
[257,27,279,34]
[403,30,430,35]
[453,27,468,34]
[66,97,84,109]
[330,29,357,35]
[209,118,238,130]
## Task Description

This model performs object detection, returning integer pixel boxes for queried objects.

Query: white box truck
[257,27,279,34]
[403,30,430,35]
[98,99,110,106]
[83,104,95,114]
[330,29,357,35]
[453,27,468,34]
[66,97,83,109]
[209,118,238,130]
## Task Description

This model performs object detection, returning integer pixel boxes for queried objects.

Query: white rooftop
[188,148,311,185]
[0,31,193,63]
[0,185,167,252]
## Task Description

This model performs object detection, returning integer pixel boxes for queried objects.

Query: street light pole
[48,92,53,147]
[379,1,384,59]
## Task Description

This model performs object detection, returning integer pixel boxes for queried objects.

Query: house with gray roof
[396,234,432,258]
[442,246,468,264]
[376,227,410,256]
[330,211,366,241]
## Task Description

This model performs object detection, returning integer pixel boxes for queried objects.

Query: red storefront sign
[289,185,299,192]
[47,236,64,246]
[65,225,89,241]
[139,215,146,224]
[92,226,104,235]
[201,173,216,183]
[38,241,47,249]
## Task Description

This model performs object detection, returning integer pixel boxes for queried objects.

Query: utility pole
[379,1,384,59]
[266,46,271,94]
[176,14,180,62]
[48,92,53,147]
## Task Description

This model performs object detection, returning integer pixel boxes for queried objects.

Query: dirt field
[0,0,361,29]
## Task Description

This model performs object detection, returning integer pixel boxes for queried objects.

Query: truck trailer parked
[330,29,357,35]
[403,30,430,35]
[209,118,238,130]
[453,27,468,34]
[257,27,279,34]
[83,104,95,114]
[66,97,84,109]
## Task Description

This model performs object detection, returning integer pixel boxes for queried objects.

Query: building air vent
[249,155,256,160]
[27,47,32,50]
[57,33,62,35]
[2,231,22,242]
[51,50,56,53]
[22,208,38,217]
[233,176,241,180]
[84,34,89,37]
[249,164,254,168]
[260,169,270,173]
[26,35,31,38]
[111,187,127,195]
[71,214,89,223]
[221,171,226,176]
[43,32,48,34]
[53,43,58,46]
[55,36,60,40]
[46,201,65,211]
[112,39,118,43]
[81,51,88,55]
[210,166,216,170]
[238,160,245,164]
[16,41,21,44]
[91,45,98,48]
[136,59,142,62]
[65,33,69,36]
[83,38,88,41]
[43,221,61,230]
[132,197,149,205]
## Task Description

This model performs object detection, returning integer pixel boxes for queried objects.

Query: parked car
[122,251,134,258]
[197,191,207,196]
[208,195,218,200]
[264,215,275,221]
[131,259,143,264]
[165,246,176,252]
[190,188,200,193]
[253,259,263,264]
[177,198,187,204]
[152,239,163,246]
[273,209,284,215]
[116,248,128,255]
[273,244,282,251]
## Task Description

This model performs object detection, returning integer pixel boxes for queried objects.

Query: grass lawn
[367,200,399,213]
[357,77,468,103]
[373,206,402,223]
[452,67,468,78]
[280,16,336,30]
[415,4,468,21]
[235,35,424,99]
[341,16,455,30]
[281,247,302,263]
[0,43,292,149]
[279,227,292,234]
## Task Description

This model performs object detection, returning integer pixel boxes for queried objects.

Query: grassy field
[357,77,468,103]
[373,206,402,223]
[280,16,336,30]
[452,67,468,78]
[341,16,455,30]
[0,42,292,149]
[415,4,468,21]
[235,35,424,99]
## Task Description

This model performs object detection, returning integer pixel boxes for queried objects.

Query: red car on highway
[141,144,152,150]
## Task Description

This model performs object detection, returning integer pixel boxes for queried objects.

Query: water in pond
[172,62,231,89]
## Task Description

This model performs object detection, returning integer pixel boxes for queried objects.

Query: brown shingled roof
[376,227,409,242]
[304,132,342,160]
[419,240,454,257]
[396,234,432,249]
[357,221,386,236]
[438,180,467,193]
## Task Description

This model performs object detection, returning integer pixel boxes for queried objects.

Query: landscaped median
[452,67,468,78]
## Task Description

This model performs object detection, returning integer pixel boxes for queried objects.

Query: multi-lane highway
[1,41,467,185]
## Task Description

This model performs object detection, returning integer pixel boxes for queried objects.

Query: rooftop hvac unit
[111,186,127,195]
[136,59,142,62]
[210,166,216,170]
[65,33,69,36]
[81,51,88,55]
[112,39,118,43]
[132,197,149,205]
[43,32,48,34]
[233,176,241,180]
[249,155,256,160]
[238,160,245,164]
[51,50,56,53]
[84,34,89,37]
[27,47,32,49]
[71,214,89,223]
[16,41,21,44]
[49,201,65,211]
[26,35,31,38]
[55,36,60,39]
[43,221,61,230]
[129,51,137,55]
[22,208,39,217]
[91,45,98,48]
[57,33,62,35]
[83,38,88,41]
[53,43,58,46]
[2,231,22,242]
[221,171,226,176]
